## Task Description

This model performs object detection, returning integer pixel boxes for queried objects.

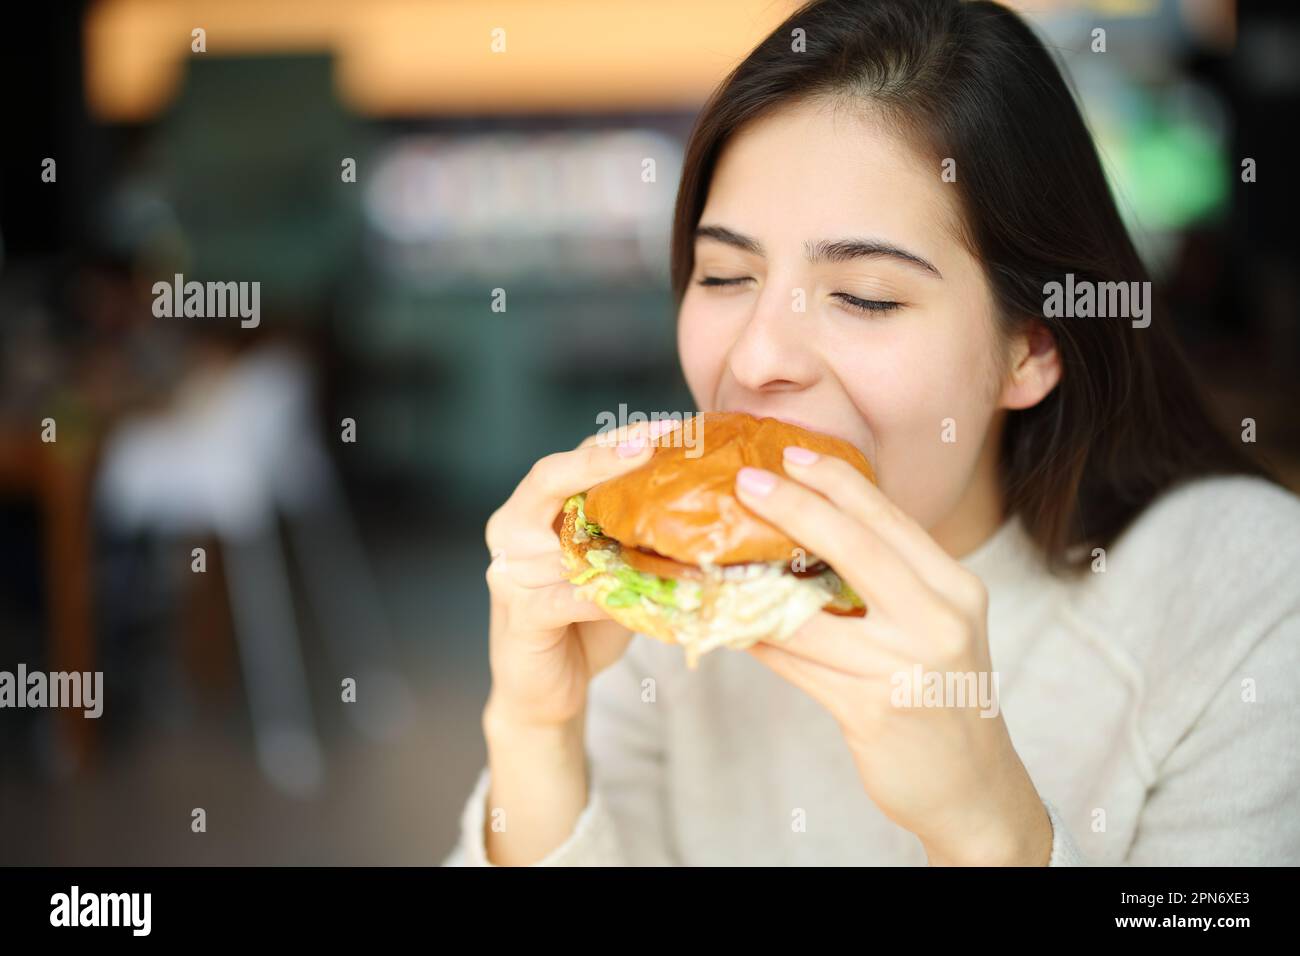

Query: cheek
[677,292,733,408]
[832,317,999,528]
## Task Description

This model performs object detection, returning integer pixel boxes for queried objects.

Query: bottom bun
[558,497,863,669]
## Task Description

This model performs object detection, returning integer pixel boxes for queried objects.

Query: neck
[928,412,1007,560]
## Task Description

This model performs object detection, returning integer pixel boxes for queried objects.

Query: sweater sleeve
[441,637,675,866]
[1044,798,1089,866]
[1122,614,1300,865]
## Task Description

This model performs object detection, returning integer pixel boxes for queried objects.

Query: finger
[762,609,906,677]
[745,641,860,718]
[577,618,637,675]
[576,415,687,450]
[734,465,936,612]
[485,550,572,591]
[779,447,974,593]
[488,437,657,553]
[579,618,634,645]
[509,580,611,631]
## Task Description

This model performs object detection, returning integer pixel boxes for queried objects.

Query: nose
[724,281,821,393]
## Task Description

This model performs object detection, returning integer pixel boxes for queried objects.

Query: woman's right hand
[482,418,680,731]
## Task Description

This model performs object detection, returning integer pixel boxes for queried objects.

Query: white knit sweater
[443,475,1300,865]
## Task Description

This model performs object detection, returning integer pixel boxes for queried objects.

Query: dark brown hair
[669,0,1267,570]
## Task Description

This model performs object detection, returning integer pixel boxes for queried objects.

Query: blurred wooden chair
[0,422,98,772]
[93,344,415,796]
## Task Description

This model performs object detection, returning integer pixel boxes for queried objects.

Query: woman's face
[678,97,1026,544]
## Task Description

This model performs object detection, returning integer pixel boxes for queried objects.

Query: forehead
[699,97,968,265]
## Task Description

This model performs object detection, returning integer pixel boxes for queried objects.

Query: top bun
[583,411,875,565]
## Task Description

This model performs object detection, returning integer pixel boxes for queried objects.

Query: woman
[445,0,1300,865]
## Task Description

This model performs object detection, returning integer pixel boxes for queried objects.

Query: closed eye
[832,292,901,315]
[696,277,901,315]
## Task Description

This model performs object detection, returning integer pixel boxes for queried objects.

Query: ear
[999,320,1061,410]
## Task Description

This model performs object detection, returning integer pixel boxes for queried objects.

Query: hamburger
[557,411,870,668]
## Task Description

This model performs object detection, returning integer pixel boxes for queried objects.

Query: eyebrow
[694,224,942,278]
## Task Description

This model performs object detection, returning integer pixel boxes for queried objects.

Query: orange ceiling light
[84,0,801,121]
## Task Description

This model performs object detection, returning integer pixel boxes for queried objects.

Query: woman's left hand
[734,447,1054,866]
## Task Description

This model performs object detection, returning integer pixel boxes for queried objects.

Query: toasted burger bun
[558,412,871,669]
[559,504,860,667]
[583,411,875,565]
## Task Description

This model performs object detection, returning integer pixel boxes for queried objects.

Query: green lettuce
[569,567,602,585]
[562,492,602,537]
[566,494,684,609]
[839,578,864,608]
[576,548,681,609]
[610,567,679,607]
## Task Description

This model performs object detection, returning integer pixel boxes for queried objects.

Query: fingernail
[737,466,776,496]
[617,435,647,458]
[783,445,819,466]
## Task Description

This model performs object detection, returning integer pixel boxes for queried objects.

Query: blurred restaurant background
[1,0,1297,863]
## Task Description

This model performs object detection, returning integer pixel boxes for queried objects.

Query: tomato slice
[620,543,833,583]
[825,603,866,617]
[621,545,706,581]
